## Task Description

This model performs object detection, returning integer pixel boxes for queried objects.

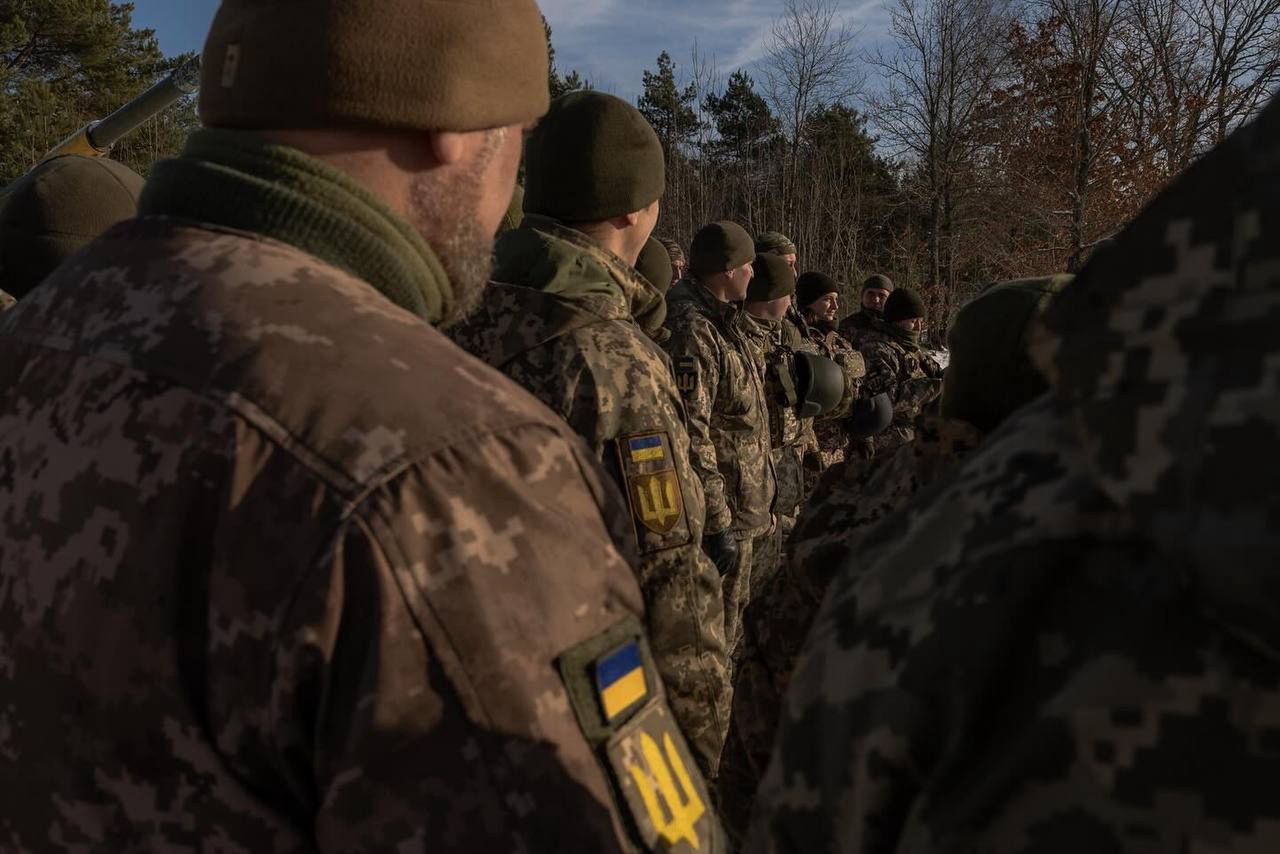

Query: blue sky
[130,0,887,103]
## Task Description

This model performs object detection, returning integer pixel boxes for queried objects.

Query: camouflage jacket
[449,218,731,777]
[0,219,722,853]
[802,323,866,476]
[860,328,943,453]
[837,308,889,352]
[717,417,982,841]
[749,96,1280,854]
[663,279,776,537]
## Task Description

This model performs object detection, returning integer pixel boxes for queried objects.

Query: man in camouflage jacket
[0,6,723,853]
[718,276,1062,842]
[664,222,776,663]
[750,95,1280,854]
[450,91,730,779]
[860,286,943,455]
[838,273,894,350]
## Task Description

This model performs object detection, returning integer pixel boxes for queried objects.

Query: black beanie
[796,271,839,308]
[883,287,927,323]
[746,253,797,302]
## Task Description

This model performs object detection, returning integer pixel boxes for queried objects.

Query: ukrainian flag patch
[628,434,666,463]
[596,641,649,723]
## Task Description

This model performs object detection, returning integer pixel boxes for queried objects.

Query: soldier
[0,154,144,307]
[449,90,731,781]
[838,273,894,350]
[750,96,1280,854]
[664,221,775,663]
[859,286,943,455]
[755,231,798,273]
[0,3,722,852]
[660,237,687,285]
[793,271,868,482]
[722,275,1069,843]
[636,236,674,296]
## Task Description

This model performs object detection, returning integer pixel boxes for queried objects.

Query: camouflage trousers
[724,528,782,670]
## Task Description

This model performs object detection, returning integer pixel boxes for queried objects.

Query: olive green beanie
[883,287,927,323]
[755,231,797,257]
[200,0,550,132]
[942,275,1072,433]
[746,253,797,302]
[690,221,754,277]
[636,237,673,294]
[0,155,144,299]
[796,271,839,308]
[863,273,895,292]
[524,91,665,222]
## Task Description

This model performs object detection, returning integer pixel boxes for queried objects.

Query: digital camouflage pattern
[801,323,867,492]
[718,416,982,842]
[449,217,731,777]
[0,217,690,853]
[859,327,943,455]
[837,308,888,352]
[749,94,1280,854]
[664,277,776,660]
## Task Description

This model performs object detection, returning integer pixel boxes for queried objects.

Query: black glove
[702,529,740,576]
[848,392,894,438]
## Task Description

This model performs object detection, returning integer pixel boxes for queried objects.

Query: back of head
[746,253,797,304]
[942,275,1071,433]
[199,0,550,133]
[524,91,665,222]
[689,221,754,278]
[635,237,673,295]
[0,155,144,299]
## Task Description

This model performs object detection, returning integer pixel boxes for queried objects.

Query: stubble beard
[407,130,503,329]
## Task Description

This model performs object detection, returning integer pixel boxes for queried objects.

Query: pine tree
[702,71,780,158]
[637,51,699,154]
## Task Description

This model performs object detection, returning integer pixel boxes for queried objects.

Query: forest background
[2,0,1277,338]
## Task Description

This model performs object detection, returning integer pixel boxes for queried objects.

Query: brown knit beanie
[524,91,665,222]
[690,221,754,277]
[199,0,550,132]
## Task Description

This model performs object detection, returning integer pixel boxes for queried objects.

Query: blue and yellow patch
[596,641,649,723]
[629,434,666,464]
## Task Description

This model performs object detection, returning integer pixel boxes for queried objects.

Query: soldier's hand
[702,529,740,576]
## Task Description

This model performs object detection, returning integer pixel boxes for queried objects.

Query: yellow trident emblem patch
[633,472,682,535]
[626,731,707,850]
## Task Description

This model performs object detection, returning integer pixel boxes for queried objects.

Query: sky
[130,0,889,104]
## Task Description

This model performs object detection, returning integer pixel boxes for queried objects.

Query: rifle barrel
[86,55,201,152]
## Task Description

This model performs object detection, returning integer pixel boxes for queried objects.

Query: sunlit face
[727,259,755,302]
[863,288,890,313]
[671,259,686,285]
[781,253,798,274]
[808,292,840,324]
[747,293,792,322]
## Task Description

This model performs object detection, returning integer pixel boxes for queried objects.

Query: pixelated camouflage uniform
[0,133,723,853]
[749,94,1280,854]
[837,308,888,352]
[718,416,982,842]
[859,327,943,454]
[800,323,867,493]
[663,278,776,660]
[449,217,731,777]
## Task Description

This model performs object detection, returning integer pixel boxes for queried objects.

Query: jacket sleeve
[667,322,732,533]
[274,425,648,853]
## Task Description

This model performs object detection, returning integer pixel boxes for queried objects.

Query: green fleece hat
[690,221,754,277]
[863,273,894,292]
[942,275,1072,432]
[0,155,144,299]
[636,237,674,294]
[200,0,550,132]
[746,253,797,302]
[883,286,926,323]
[796,271,839,308]
[524,91,665,222]
[755,231,797,257]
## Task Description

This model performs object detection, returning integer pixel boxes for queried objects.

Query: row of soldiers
[1,1,1276,852]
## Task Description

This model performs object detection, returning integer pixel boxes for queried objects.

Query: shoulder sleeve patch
[557,618,724,852]
[613,431,693,553]
[674,355,699,394]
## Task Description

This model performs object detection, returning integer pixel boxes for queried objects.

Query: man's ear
[612,210,640,229]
